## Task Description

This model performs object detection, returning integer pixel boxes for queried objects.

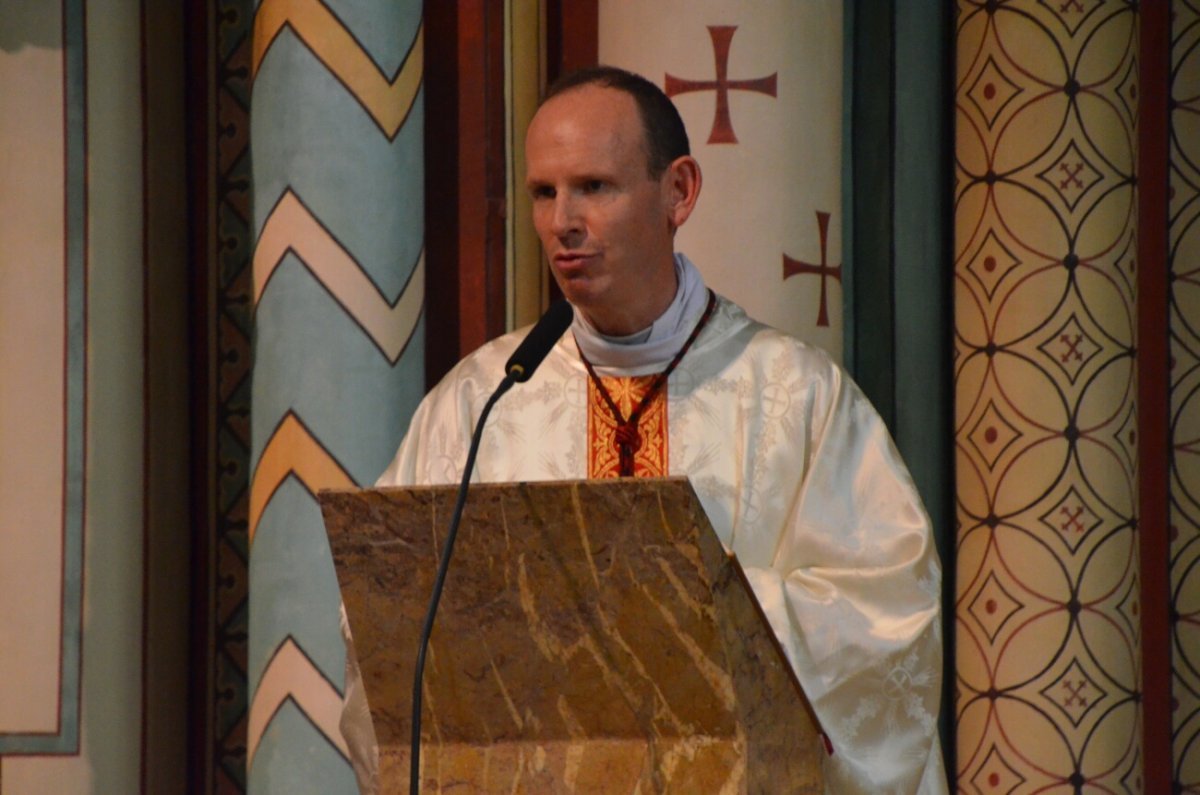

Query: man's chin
[552,277,605,310]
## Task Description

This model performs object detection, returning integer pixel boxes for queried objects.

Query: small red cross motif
[1059,505,1085,533]
[1059,162,1085,189]
[783,211,842,328]
[664,26,777,145]
[1062,679,1088,707]
[1059,333,1084,362]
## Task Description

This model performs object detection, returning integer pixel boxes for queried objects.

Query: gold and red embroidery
[587,375,668,478]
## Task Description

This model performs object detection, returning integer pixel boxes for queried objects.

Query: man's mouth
[553,251,597,273]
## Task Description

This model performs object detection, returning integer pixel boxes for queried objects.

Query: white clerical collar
[571,253,709,373]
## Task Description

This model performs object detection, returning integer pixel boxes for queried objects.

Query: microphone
[409,301,573,794]
[505,300,574,382]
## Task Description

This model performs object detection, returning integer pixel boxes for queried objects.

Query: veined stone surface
[322,477,824,793]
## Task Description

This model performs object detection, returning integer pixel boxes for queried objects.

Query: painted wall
[1171,1,1200,788]
[0,2,189,792]
[598,1,845,360]
[954,2,1143,789]
[245,1,427,791]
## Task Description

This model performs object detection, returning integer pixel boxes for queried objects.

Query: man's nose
[550,193,582,238]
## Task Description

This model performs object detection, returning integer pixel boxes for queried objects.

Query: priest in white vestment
[347,67,948,794]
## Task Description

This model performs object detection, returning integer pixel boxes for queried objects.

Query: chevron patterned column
[954,2,1143,791]
[246,1,425,792]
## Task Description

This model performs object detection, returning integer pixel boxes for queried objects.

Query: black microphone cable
[409,300,573,794]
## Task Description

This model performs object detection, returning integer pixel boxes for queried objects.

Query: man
[355,66,946,793]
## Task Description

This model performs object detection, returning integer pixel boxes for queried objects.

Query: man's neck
[570,253,711,372]
[582,265,679,337]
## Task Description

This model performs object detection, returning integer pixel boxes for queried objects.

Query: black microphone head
[505,301,574,382]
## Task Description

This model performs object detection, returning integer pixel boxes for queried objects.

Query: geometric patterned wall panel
[245,0,425,791]
[954,2,1144,791]
[1171,1,1200,790]
[198,0,255,791]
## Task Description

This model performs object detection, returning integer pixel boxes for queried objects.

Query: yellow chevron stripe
[254,190,425,363]
[247,637,348,769]
[249,413,355,545]
[253,0,423,137]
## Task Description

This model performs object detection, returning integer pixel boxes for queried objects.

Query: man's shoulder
[456,327,527,372]
[709,294,842,380]
[429,322,564,395]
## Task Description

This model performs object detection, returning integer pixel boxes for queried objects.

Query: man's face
[524,85,680,335]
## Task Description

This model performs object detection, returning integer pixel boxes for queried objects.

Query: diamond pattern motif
[967,571,1025,645]
[1039,657,1108,728]
[967,400,1024,471]
[1035,140,1104,212]
[1037,313,1103,385]
[1036,0,1105,37]
[1037,485,1104,554]
[965,229,1023,301]
[969,745,1027,795]
[967,55,1025,130]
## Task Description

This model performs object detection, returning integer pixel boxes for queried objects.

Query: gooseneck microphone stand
[409,301,573,795]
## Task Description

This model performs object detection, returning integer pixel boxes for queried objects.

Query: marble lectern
[320,477,824,793]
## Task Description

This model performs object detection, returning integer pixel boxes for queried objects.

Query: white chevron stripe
[247,637,348,769]
[254,189,424,363]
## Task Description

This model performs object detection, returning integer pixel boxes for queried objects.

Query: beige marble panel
[0,6,67,736]
[323,477,824,793]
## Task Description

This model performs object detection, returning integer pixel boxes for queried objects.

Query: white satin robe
[362,295,947,793]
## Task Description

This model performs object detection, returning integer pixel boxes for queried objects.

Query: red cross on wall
[783,211,842,328]
[664,26,777,144]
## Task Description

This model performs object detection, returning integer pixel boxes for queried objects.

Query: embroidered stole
[587,377,668,477]
[581,291,717,479]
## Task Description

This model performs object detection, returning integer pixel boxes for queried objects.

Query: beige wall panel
[599,1,844,359]
[0,18,68,735]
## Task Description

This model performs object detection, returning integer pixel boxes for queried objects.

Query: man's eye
[530,186,554,200]
[583,180,605,193]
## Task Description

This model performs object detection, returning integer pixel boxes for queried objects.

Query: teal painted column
[246,1,425,791]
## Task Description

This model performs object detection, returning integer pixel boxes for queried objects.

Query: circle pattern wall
[954,2,1143,790]
[1170,1,1200,789]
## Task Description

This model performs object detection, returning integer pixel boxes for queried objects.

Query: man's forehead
[527,85,642,148]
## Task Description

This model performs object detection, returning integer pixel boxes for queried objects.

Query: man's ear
[663,155,702,231]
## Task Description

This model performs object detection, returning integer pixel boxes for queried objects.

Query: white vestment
[353,279,947,793]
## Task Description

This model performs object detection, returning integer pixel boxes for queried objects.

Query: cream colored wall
[0,2,70,743]
[599,1,845,360]
[0,2,189,792]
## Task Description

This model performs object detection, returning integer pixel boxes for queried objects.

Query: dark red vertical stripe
[1137,3,1171,793]
[183,0,212,791]
[459,0,507,354]
[422,0,460,385]
[545,0,597,83]
[424,0,507,383]
[454,0,494,356]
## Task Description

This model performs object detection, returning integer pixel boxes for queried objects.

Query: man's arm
[745,367,946,793]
